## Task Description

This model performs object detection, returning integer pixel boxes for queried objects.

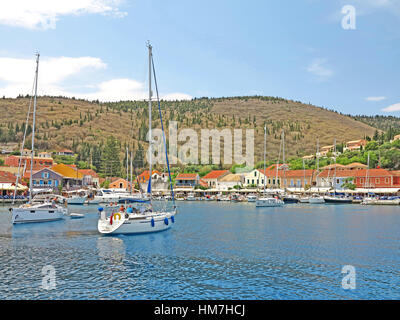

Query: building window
[252,179,254,185]
[254,171,257,177]
[48,180,52,185]
[290,179,294,186]
[375,178,380,184]
[297,179,301,187]
[385,178,389,184]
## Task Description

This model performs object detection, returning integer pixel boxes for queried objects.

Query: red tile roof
[0,170,16,183]
[202,170,228,180]
[258,169,315,178]
[78,169,99,178]
[317,169,393,178]
[176,173,199,180]
[199,179,208,187]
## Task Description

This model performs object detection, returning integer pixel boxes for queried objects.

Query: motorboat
[299,196,309,203]
[65,189,87,205]
[186,193,196,201]
[11,202,67,224]
[282,194,300,203]
[246,194,257,202]
[256,196,284,207]
[324,195,353,204]
[308,195,325,204]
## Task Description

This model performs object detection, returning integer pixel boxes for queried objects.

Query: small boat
[299,197,309,203]
[362,197,400,205]
[323,196,352,204]
[282,194,300,203]
[256,196,284,207]
[308,195,325,204]
[247,194,257,202]
[186,193,196,201]
[69,213,85,219]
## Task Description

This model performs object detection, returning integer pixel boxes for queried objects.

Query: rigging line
[151,54,175,208]
[12,72,36,204]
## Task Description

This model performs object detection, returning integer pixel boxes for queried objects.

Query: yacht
[308,194,325,204]
[10,54,67,224]
[98,43,176,235]
[65,189,87,205]
[256,126,285,208]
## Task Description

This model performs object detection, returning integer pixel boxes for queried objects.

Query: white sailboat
[256,126,284,207]
[309,138,325,204]
[98,43,177,235]
[11,54,67,224]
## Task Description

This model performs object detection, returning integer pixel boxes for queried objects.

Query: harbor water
[0,202,399,299]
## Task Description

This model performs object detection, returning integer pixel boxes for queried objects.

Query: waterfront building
[218,174,244,190]
[51,163,83,190]
[316,168,397,190]
[109,178,131,190]
[202,170,229,188]
[31,168,63,190]
[175,173,200,188]
[78,169,100,187]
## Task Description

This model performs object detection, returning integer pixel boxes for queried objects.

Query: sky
[0,0,399,116]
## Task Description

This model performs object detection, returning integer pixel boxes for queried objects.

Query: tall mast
[263,125,266,194]
[282,130,285,190]
[365,152,370,194]
[333,139,337,194]
[147,42,152,198]
[126,147,129,183]
[316,138,320,172]
[130,150,133,195]
[29,53,39,203]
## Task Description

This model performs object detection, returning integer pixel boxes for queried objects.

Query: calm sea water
[0,202,399,300]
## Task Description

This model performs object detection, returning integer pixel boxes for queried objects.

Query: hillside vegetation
[0,95,382,171]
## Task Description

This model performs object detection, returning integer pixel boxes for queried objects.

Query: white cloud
[0,0,127,30]
[0,55,192,102]
[365,96,387,101]
[382,102,400,112]
[306,58,334,81]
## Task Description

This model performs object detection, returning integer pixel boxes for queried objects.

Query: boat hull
[256,198,284,207]
[308,197,325,204]
[66,196,87,205]
[12,208,66,224]
[98,212,176,235]
[324,197,352,204]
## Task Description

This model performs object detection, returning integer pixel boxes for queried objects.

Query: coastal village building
[4,155,53,168]
[202,170,229,188]
[38,152,52,159]
[318,145,335,157]
[51,163,83,190]
[109,178,131,190]
[321,163,367,172]
[0,170,27,196]
[218,174,244,190]
[31,168,63,190]
[56,149,74,156]
[79,169,100,187]
[344,139,367,152]
[175,173,200,188]
[316,168,397,190]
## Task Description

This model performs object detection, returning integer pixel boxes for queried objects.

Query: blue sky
[0,0,399,116]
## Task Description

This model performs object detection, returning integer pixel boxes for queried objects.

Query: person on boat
[119,205,125,212]
[126,205,133,214]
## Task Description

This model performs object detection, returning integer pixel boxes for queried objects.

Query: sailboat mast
[263,125,266,193]
[147,42,152,198]
[29,53,39,203]
[130,150,133,195]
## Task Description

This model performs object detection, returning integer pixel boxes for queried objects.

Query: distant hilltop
[0,95,399,164]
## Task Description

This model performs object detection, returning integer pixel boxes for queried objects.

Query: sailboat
[11,54,67,224]
[256,126,284,207]
[97,43,177,235]
[323,140,352,204]
[309,138,325,203]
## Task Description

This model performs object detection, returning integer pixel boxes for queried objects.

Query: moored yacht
[10,54,67,224]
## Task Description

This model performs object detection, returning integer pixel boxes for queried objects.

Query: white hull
[256,198,284,207]
[12,206,66,224]
[299,198,309,203]
[86,199,100,205]
[308,197,325,204]
[98,211,176,235]
[66,196,87,205]
[186,197,196,201]
[362,199,400,205]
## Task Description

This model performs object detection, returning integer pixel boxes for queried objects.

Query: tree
[101,136,121,177]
